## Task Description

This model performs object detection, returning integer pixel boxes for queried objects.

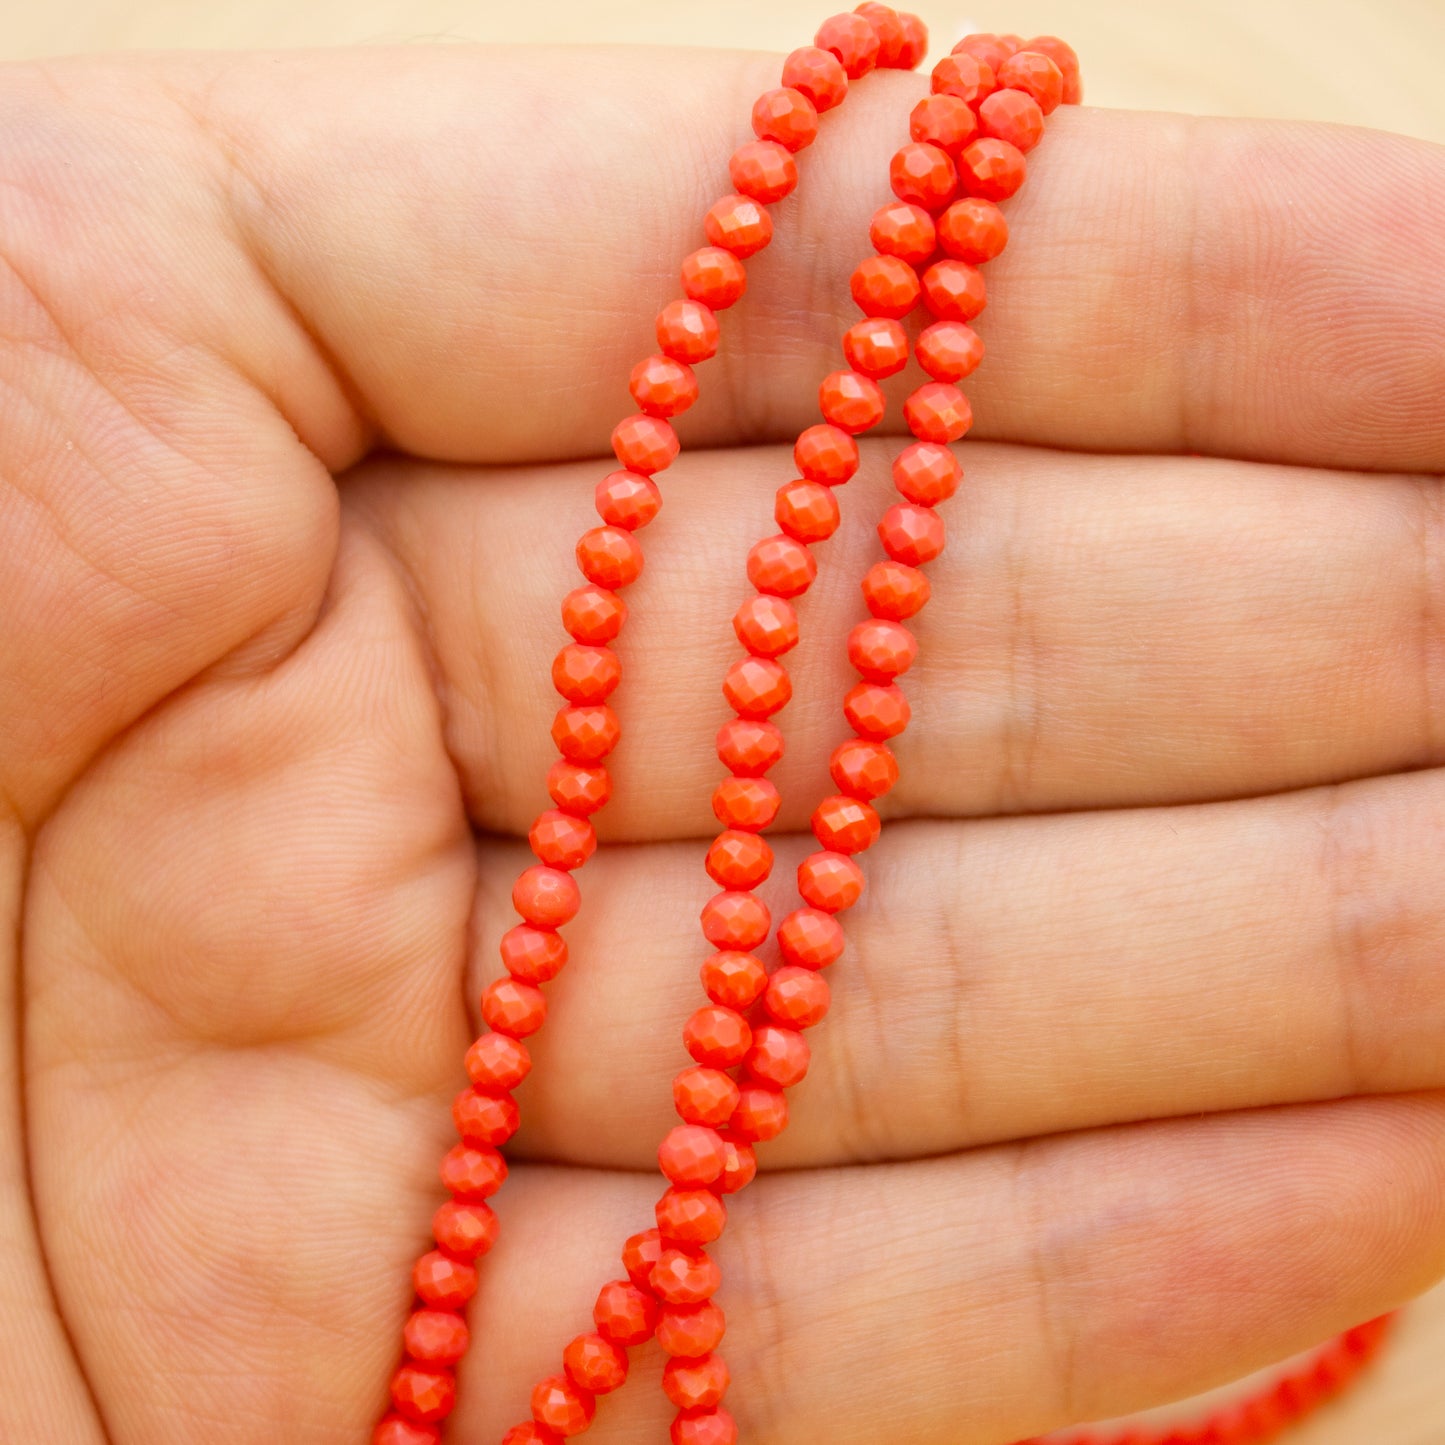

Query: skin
[0,38,1441,1445]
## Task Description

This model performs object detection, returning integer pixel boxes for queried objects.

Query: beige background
[2,0,1442,1440]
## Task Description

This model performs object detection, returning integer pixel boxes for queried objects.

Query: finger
[454,1095,1445,1444]
[346,441,1445,836]
[472,765,1445,1168]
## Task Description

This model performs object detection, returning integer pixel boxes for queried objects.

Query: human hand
[1,43,1442,1445]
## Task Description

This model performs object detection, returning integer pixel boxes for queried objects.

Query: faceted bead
[889,142,958,211]
[863,559,931,620]
[951,31,1014,72]
[664,1354,731,1410]
[910,93,978,155]
[432,1198,499,1259]
[916,319,985,382]
[499,924,567,984]
[1023,35,1082,103]
[850,255,921,318]
[656,1300,727,1358]
[931,52,996,106]
[465,1032,532,1091]
[855,2,906,66]
[594,1279,659,1345]
[623,1228,664,1288]
[705,195,773,258]
[849,618,918,680]
[700,890,771,950]
[733,594,799,657]
[391,1364,456,1424]
[652,1246,722,1304]
[612,413,679,473]
[781,45,849,111]
[751,87,819,151]
[562,586,625,647]
[905,382,973,443]
[674,1066,742,1127]
[812,794,882,853]
[845,681,912,739]
[657,1186,727,1244]
[404,1309,470,1367]
[630,354,700,417]
[880,501,946,563]
[481,977,547,1037]
[830,737,900,799]
[596,469,662,529]
[700,950,768,1009]
[958,137,1026,200]
[727,141,797,206]
[814,12,880,77]
[706,831,773,889]
[453,1086,520,1146]
[777,906,847,967]
[564,1333,629,1394]
[795,423,860,484]
[552,704,621,764]
[937,197,1009,263]
[921,259,986,321]
[547,759,612,815]
[722,656,792,718]
[513,865,581,927]
[843,317,910,379]
[712,776,780,831]
[439,1144,507,1202]
[552,645,620,705]
[532,1375,596,1437]
[745,1024,812,1087]
[894,440,963,503]
[730,1083,789,1141]
[979,87,1045,152]
[414,1250,478,1308]
[683,245,749,309]
[869,201,936,264]
[716,718,785,775]
[529,809,598,871]
[1001,49,1065,112]
[501,1427,561,1445]
[748,534,817,597]
[716,1136,758,1193]
[776,478,841,541]
[798,851,866,912]
[672,1408,739,1445]
[577,525,644,588]
[765,965,832,1028]
[657,299,721,363]
[683,1005,753,1068]
[820,370,886,433]
[375,1418,441,1445]
[893,11,929,69]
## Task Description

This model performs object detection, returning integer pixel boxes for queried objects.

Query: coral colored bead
[414,1250,479,1308]
[781,44,848,111]
[880,501,946,562]
[561,585,626,645]
[1002,49,1065,112]
[672,1409,739,1445]
[432,1198,499,1259]
[869,200,936,264]
[765,965,832,1028]
[706,831,773,889]
[730,1083,789,1141]
[776,478,841,541]
[674,1066,742,1127]
[937,197,1009,263]
[815,12,880,77]
[732,594,799,658]
[812,794,882,853]
[712,776,780,831]
[624,1228,664,1288]
[594,1280,659,1345]
[404,1309,470,1367]
[577,525,644,588]
[439,1144,507,1202]
[979,87,1045,152]
[391,1365,456,1425]
[700,950,769,1009]
[529,809,598,871]
[465,1031,532,1091]
[532,1376,595,1437]
[746,1023,812,1086]
[889,142,958,211]
[952,31,1015,71]
[916,319,985,382]
[958,137,1026,199]
[375,1418,441,1445]
[657,299,721,363]
[727,141,797,207]
[595,469,662,530]
[551,645,620,705]
[547,759,611,815]
[777,906,847,967]
[716,717,785,774]
[921,259,986,321]
[652,1247,723,1303]
[700,890,771,949]
[905,382,973,443]
[893,10,929,69]
[657,1186,728,1244]
[499,924,568,984]
[501,1427,561,1445]
[657,1301,727,1358]
[683,245,750,308]
[723,655,792,718]
[716,1135,758,1193]
[453,1086,520,1146]
[630,354,700,418]
[551,705,621,764]
[849,618,918,680]
[820,370,886,433]
[844,317,910,379]
[910,93,978,155]
[564,1333,630,1394]
[751,86,819,151]
[1024,35,1082,103]
[612,413,679,473]
[851,255,921,318]
[748,534,817,596]
[845,681,912,739]
[794,423,860,483]
[481,977,548,1037]
[932,52,996,106]
[513,865,581,927]
[683,1006,753,1068]
[664,1354,731,1410]
[830,737,900,798]
[705,195,773,258]
[894,440,963,503]
[863,559,932,620]
[855,3,905,66]
[798,851,866,912]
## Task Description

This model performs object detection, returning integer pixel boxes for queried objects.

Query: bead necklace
[373,11,1394,1444]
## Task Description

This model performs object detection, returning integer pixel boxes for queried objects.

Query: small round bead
[375,1417,442,1445]
[999,50,1065,113]
[798,851,866,913]
[594,1279,659,1345]
[819,370,886,433]
[453,1085,521,1146]
[893,10,929,68]
[705,195,773,258]
[561,585,626,645]
[850,255,921,318]
[815,12,880,77]
[781,44,849,111]
[716,718,785,775]
[629,354,700,418]
[611,413,679,474]
[595,469,662,529]
[657,1186,727,1244]
[849,618,918,680]
[733,594,798,657]
[745,1024,812,1086]
[905,382,973,443]
[889,142,958,211]
[830,736,900,798]
[501,1427,561,1445]
[751,86,819,151]
[551,645,620,705]
[551,704,621,764]
[657,1301,727,1359]
[717,1136,758,1193]
[748,534,818,597]
[916,320,985,382]
[391,1365,456,1425]
[937,197,1009,263]
[529,808,598,871]
[729,1083,788,1141]
[845,681,912,740]
[706,831,774,889]
[577,526,644,588]
[775,478,841,541]
[683,1005,753,1068]
[712,776,780,831]
[664,1354,731,1411]
[414,1250,479,1308]
[652,1247,723,1304]
[722,655,792,718]
[700,890,771,950]
[951,31,1015,71]
[465,1032,532,1091]
[432,1198,499,1259]
[657,298,720,363]
[700,950,769,1009]
[404,1309,470,1367]
[979,87,1045,152]
[624,1228,664,1288]
[548,760,611,817]
[682,245,750,309]
[894,440,963,503]
[910,93,978,155]
[674,1066,742,1127]
[777,906,847,967]
[513,864,581,927]
[843,317,910,379]
[672,1408,739,1445]
[532,1375,596,1437]
[499,924,568,983]
[794,423,859,483]
[932,51,996,106]
[855,3,906,67]
[1023,35,1082,103]
[812,794,883,853]
[958,137,1026,200]
[863,558,932,620]
[564,1333,630,1395]
[727,141,797,207]
[880,500,947,562]
[765,965,832,1028]
[921,259,987,321]
[481,977,548,1037]
[869,200,936,264]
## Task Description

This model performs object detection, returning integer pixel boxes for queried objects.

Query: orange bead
[657,1186,727,1244]
[905,382,973,443]
[561,585,626,644]
[869,200,936,263]
[855,2,906,66]
[843,318,910,379]
[564,1333,629,1395]
[748,534,817,597]
[727,141,797,206]
[794,422,859,483]
[819,370,885,433]
[551,644,620,705]
[664,1354,731,1410]
[623,1228,664,1288]
[1022,36,1081,103]
[513,864,581,926]
[576,525,643,588]
[716,1136,757,1193]
[932,52,996,106]
[594,1279,659,1346]
[414,1250,478,1309]
[893,10,929,68]
[879,501,946,563]
[432,1198,499,1259]
[910,93,978,155]
[889,142,958,211]
[798,851,866,912]
[937,197,1009,262]
[999,50,1064,113]
[453,1086,520,1146]
[849,618,918,680]
[958,137,1026,200]
[682,246,748,311]
[658,1124,728,1186]
[404,1310,470,1367]
[657,298,720,363]
[630,354,700,417]
[439,1145,507,1202]
[862,558,931,620]
[652,1247,722,1304]
[595,469,662,529]
[979,87,1045,152]
[723,655,791,718]
[375,1416,441,1445]
[951,31,1016,72]
[777,906,846,968]
[712,776,780,831]
[705,194,773,257]
[812,794,882,853]
[715,717,784,774]
[552,704,620,763]
[481,978,547,1037]
[815,12,880,77]
[729,1083,788,1141]
[893,440,962,503]
[391,1365,456,1425]
[672,1409,738,1445]
[764,965,832,1028]
[528,809,597,870]
[775,478,841,541]
[499,1425,557,1445]
[921,259,986,321]
[499,923,568,982]
[465,1032,532,1091]
[851,255,921,318]
[683,1006,753,1068]
[700,950,769,1008]
[845,681,912,739]
[657,1301,727,1360]
[733,594,798,657]
[829,736,900,799]
[751,86,819,151]
[700,890,771,950]
[674,1066,741,1127]
[745,1023,811,1086]
[532,1376,595,1437]
[706,831,774,889]
[547,758,611,814]
[916,319,985,382]
[612,413,679,473]
[781,44,848,111]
